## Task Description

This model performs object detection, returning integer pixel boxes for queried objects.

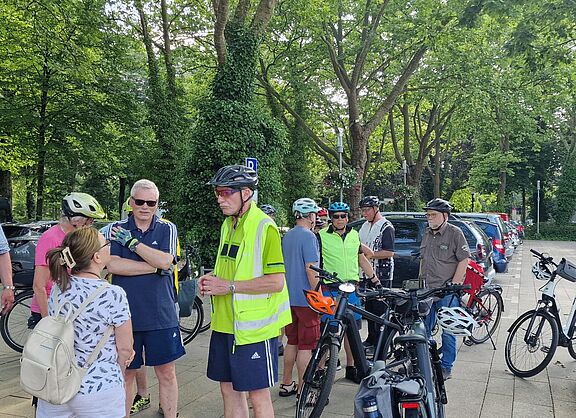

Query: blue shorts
[129,327,186,369]
[207,331,278,391]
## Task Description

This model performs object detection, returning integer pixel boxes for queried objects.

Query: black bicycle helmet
[423,198,452,214]
[260,204,277,216]
[208,165,259,190]
[359,196,380,208]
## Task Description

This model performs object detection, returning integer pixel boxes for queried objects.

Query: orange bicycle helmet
[304,290,336,315]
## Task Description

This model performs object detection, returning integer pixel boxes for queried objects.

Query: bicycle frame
[534,276,576,347]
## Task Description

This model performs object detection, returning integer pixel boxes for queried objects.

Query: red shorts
[285,306,321,350]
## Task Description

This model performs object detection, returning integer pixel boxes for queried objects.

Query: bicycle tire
[295,340,338,418]
[0,290,35,352]
[568,336,576,360]
[381,328,399,362]
[199,295,212,333]
[179,297,204,345]
[505,309,558,377]
[431,358,446,418]
[468,289,503,344]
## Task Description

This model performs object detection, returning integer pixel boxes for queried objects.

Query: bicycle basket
[557,258,576,283]
[394,297,432,317]
[464,260,485,295]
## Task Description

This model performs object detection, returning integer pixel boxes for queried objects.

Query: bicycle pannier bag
[557,258,576,283]
[20,284,113,405]
[178,279,198,317]
[354,364,420,418]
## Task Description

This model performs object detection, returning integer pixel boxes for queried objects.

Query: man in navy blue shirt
[106,179,184,418]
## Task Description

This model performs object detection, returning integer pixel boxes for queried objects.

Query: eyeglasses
[425,212,442,218]
[331,214,348,220]
[132,197,158,207]
[98,240,111,251]
[214,189,240,198]
[70,216,94,228]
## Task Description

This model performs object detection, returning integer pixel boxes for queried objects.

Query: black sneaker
[345,366,362,384]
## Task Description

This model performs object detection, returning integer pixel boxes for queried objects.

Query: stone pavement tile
[457,344,496,366]
[513,379,553,407]
[0,394,34,418]
[512,402,554,418]
[551,400,576,418]
[486,376,514,395]
[480,393,513,418]
[548,377,576,403]
[451,362,490,383]
[445,379,484,417]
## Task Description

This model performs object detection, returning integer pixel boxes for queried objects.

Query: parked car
[350,212,495,287]
[470,220,508,273]
[456,213,514,259]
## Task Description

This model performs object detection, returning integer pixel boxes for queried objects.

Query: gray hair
[131,179,159,199]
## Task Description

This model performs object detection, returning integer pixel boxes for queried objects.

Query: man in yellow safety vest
[200,164,291,418]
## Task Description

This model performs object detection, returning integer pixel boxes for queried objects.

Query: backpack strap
[54,282,115,369]
[83,325,114,369]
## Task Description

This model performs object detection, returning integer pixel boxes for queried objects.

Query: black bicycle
[0,262,35,352]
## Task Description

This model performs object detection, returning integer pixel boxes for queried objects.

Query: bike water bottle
[362,396,382,418]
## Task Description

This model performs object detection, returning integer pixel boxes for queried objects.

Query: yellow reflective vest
[319,226,361,281]
[214,203,291,346]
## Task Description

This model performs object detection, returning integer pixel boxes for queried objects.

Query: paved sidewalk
[1,241,575,417]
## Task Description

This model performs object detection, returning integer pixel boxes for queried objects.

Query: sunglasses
[132,197,158,207]
[214,189,240,198]
[331,214,348,220]
[98,240,111,251]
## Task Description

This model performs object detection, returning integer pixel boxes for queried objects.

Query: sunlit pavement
[1,240,575,417]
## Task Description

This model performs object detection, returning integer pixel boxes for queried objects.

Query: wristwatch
[3,285,15,291]
[128,240,140,253]
[229,284,236,294]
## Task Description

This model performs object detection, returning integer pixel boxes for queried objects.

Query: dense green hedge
[524,223,576,241]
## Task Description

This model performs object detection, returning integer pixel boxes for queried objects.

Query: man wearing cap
[358,196,395,353]
[200,165,291,418]
[420,198,470,380]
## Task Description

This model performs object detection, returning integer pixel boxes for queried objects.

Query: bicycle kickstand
[486,324,497,350]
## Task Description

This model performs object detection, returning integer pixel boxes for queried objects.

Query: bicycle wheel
[0,290,34,352]
[380,328,399,362]
[179,297,204,345]
[505,309,558,377]
[568,335,576,360]
[295,339,338,418]
[468,289,503,344]
[199,294,212,333]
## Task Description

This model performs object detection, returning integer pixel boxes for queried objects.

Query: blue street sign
[245,157,258,172]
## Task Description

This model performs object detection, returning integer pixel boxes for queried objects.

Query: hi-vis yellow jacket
[214,203,291,346]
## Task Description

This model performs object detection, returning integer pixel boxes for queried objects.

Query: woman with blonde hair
[36,227,134,418]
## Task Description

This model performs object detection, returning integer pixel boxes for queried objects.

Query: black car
[350,212,495,288]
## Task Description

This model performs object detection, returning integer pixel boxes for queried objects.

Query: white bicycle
[504,249,576,377]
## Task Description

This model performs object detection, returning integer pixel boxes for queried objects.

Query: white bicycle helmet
[62,192,106,219]
[437,306,477,337]
[531,261,552,281]
[293,198,320,218]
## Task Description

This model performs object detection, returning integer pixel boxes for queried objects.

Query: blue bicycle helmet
[328,202,350,213]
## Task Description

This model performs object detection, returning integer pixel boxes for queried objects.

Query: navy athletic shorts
[129,326,186,369]
[207,331,278,391]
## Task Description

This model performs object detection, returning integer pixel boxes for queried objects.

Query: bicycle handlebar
[530,248,556,265]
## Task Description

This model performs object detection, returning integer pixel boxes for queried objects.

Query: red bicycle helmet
[303,290,336,315]
[317,207,328,217]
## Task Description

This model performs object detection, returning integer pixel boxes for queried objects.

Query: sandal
[279,381,297,397]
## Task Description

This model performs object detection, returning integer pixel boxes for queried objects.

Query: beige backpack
[20,284,113,405]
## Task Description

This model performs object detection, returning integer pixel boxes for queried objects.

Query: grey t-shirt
[419,222,470,289]
[282,226,320,307]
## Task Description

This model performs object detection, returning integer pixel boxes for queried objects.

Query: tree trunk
[0,170,12,222]
[497,133,509,208]
[119,177,127,215]
[433,135,441,197]
[35,61,51,220]
[349,121,367,218]
[160,0,177,100]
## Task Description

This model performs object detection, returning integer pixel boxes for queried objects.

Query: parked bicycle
[296,266,473,418]
[504,249,576,377]
[0,262,35,352]
[462,261,504,348]
[177,244,212,344]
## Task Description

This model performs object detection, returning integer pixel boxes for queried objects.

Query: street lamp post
[402,160,408,212]
[337,130,344,202]
[537,180,541,235]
